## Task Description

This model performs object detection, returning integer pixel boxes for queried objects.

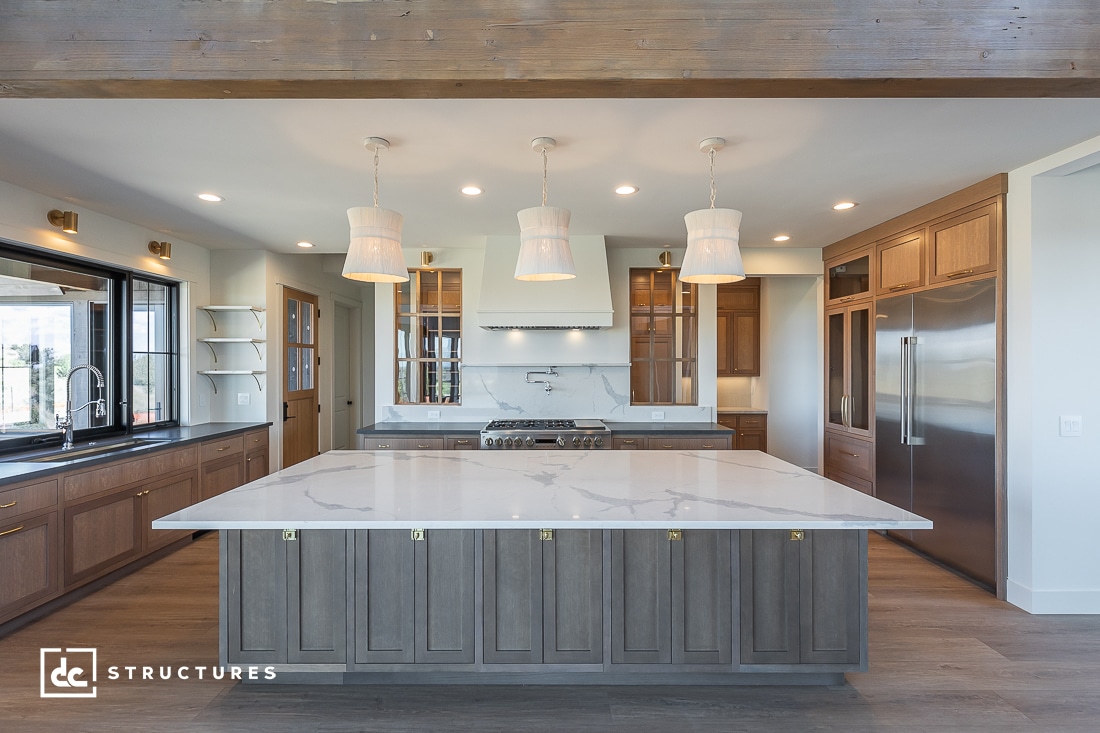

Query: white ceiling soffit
[0,98,1099,254]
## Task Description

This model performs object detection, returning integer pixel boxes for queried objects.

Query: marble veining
[154,450,932,531]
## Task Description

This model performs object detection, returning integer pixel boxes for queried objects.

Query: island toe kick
[220,527,867,685]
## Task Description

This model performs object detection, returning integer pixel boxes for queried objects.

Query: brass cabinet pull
[0,501,16,508]
[539,529,554,541]
[789,529,805,542]
[667,529,682,541]
[888,283,911,291]
[216,445,229,451]
[246,457,252,463]
[0,525,25,537]
[377,443,390,449]
[840,450,860,458]
[946,269,974,279]
[622,439,635,444]
[411,528,426,541]
[702,443,714,448]
[661,443,673,449]
[839,295,855,302]
[417,444,430,449]
[454,439,470,445]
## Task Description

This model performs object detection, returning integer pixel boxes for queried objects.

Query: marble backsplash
[379,365,714,423]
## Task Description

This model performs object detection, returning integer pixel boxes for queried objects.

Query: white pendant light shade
[342,206,409,283]
[515,205,576,281]
[679,207,746,284]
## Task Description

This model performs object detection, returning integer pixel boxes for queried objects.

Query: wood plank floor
[2,532,1099,732]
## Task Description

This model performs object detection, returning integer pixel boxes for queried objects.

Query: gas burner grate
[484,419,577,431]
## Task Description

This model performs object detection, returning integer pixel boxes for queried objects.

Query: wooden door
[282,287,319,468]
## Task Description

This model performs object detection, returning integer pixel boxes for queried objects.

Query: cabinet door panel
[716,311,731,376]
[64,490,141,587]
[730,311,760,375]
[415,529,475,663]
[201,456,244,501]
[0,512,58,620]
[929,203,998,284]
[484,530,542,664]
[876,231,924,294]
[672,530,732,664]
[354,529,415,664]
[143,472,197,552]
[226,529,288,664]
[800,531,862,665]
[544,529,603,664]
[246,449,269,483]
[611,529,671,664]
[740,530,800,664]
[288,530,346,663]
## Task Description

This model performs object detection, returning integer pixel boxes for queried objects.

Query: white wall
[1007,134,1100,613]
[0,178,212,426]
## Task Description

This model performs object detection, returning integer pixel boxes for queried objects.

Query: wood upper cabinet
[717,278,761,377]
[928,201,1000,284]
[875,230,924,296]
[825,248,872,306]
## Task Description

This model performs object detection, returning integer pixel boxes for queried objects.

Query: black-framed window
[0,241,179,453]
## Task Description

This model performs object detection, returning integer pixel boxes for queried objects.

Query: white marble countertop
[153,450,931,531]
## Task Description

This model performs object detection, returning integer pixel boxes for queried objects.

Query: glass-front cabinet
[629,268,697,405]
[825,247,872,307]
[825,303,872,437]
[395,269,462,405]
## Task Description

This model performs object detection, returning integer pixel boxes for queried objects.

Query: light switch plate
[427,410,441,419]
[1060,415,1082,437]
[237,393,250,406]
[651,411,665,420]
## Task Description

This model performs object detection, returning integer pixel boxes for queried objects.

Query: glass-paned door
[283,287,318,468]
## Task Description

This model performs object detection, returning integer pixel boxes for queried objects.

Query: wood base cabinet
[221,528,868,683]
[0,511,59,621]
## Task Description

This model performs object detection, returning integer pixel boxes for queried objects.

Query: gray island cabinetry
[157,449,928,685]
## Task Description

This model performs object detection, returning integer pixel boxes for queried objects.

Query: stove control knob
[504,437,513,447]
[495,438,503,447]
[583,436,592,446]
[556,437,565,447]
[525,437,535,447]
[484,437,493,447]
[594,436,604,447]
[572,436,581,447]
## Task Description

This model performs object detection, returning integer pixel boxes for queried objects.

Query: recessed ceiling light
[772,235,791,242]
[197,193,223,202]
[615,185,639,196]
[833,201,858,211]
[296,241,315,249]
[460,185,483,196]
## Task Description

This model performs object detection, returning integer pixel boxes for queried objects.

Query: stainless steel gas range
[480,419,611,449]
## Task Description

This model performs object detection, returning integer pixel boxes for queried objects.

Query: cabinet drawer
[200,435,244,463]
[363,437,445,450]
[825,469,874,496]
[445,436,478,450]
[737,415,766,429]
[649,437,728,450]
[0,478,58,521]
[612,436,646,450]
[825,434,873,481]
[244,428,269,452]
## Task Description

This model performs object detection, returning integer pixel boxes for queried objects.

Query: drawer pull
[216,445,230,451]
[377,444,390,449]
[0,525,24,537]
[702,444,714,449]
[839,450,860,458]
[622,439,635,444]
[888,283,912,291]
[662,444,673,449]
[454,439,470,445]
[0,501,16,508]
[417,444,430,449]
[946,269,974,279]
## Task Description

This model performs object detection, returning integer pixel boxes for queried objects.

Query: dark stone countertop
[358,421,733,436]
[0,422,271,486]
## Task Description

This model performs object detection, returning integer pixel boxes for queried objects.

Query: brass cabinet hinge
[667,529,682,541]
[539,529,554,541]
[282,529,297,541]
[411,528,426,541]
[789,529,805,541]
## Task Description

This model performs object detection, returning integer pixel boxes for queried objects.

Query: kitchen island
[154,449,929,685]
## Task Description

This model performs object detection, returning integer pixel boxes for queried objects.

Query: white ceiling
[1,98,1099,255]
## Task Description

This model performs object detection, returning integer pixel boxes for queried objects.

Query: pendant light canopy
[679,137,746,284]
[515,137,576,282]
[342,137,410,284]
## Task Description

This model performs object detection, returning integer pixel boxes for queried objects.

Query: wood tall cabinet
[716,278,761,377]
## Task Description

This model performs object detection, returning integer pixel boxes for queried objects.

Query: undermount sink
[13,438,171,463]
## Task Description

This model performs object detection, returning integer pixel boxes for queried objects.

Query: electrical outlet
[651,410,665,420]
[237,393,250,406]
[1059,415,1082,437]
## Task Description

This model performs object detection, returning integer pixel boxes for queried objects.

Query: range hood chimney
[478,235,614,330]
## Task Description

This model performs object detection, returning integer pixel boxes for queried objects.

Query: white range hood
[477,235,614,330]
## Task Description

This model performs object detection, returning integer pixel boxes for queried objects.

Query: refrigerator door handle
[900,338,909,444]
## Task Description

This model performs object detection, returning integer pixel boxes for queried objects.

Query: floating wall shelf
[197,337,265,362]
[199,305,265,332]
[197,370,266,394]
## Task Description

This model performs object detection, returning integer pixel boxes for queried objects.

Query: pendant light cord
[373,146,380,208]
[709,147,717,209]
[542,147,549,206]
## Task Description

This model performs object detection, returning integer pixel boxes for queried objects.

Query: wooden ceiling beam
[2,1,1098,99]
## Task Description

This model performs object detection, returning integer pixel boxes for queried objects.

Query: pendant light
[342,137,409,283]
[515,137,575,281]
[679,137,745,284]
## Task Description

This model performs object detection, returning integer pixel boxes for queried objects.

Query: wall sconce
[659,251,673,267]
[47,209,78,234]
[148,241,172,260]
[421,251,434,267]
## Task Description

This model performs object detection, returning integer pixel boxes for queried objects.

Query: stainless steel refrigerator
[875,279,997,588]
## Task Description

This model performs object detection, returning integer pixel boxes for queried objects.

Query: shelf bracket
[251,373,263,392]
[200,372,218,394]
[250,341,263,360]
[203,310,219,332]
[202,341,219,363]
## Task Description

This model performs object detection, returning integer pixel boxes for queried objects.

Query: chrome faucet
[525,367,558,394]
[56,364,107,450]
